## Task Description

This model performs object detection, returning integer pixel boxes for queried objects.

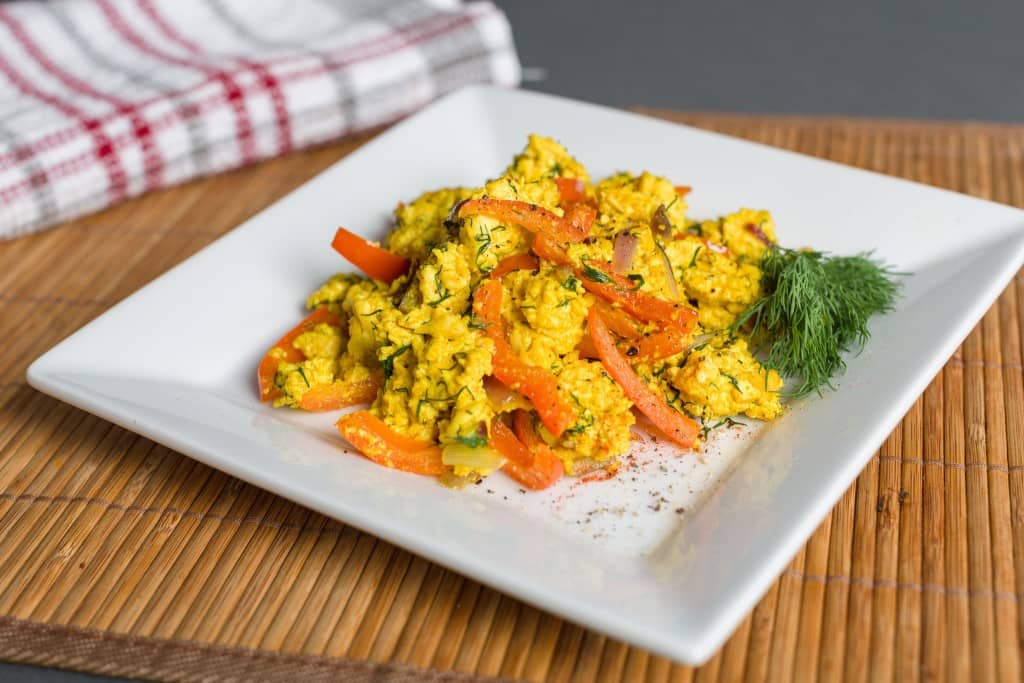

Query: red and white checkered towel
[0,0,519,239]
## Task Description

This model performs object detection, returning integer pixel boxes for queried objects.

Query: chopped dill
[627,274,644,290]
[296,366,310,388]
[700,416,746,440]
[381,344,411,380]
[686,246,702,269]
[720,371,742,393]
[565,393,595,435]
[475,223,493,272]
[416,385,473,421]
[581,262,613,284]
[730,246,902,398]
[454,433,488,448]
[467,316,492,330]
[427,270,452,307]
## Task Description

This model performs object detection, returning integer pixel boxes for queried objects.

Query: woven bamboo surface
[1,111,1023,683]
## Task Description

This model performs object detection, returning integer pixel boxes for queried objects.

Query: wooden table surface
[1,111,1023,683]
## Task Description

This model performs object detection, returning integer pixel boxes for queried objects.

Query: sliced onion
[745,222,772,246]
[442,443,506,472]
[655,242,680,300]
[445,197,470,226]
[484,377,530,412]
[612,231,639,273]
[703,239,729,255]
[650,204,673,240]
[685,333,714,353]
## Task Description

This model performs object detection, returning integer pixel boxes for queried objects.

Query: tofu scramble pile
[258,135,787,489]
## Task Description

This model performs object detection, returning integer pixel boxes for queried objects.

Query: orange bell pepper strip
[554,177,587,204]
[258,306,341,402]
[336,410,445,475]
[533,235,698,337]
[489,253,539,279]
[473,279,576,437]
[674,185,692,196]
[490,415,563,490]
[457,198,591,243]
[331,226,410,282]
[588,310,698,449]
[298,374,382,411]
[588,300,687,362]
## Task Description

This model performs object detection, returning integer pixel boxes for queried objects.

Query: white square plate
[29,86,1024,664]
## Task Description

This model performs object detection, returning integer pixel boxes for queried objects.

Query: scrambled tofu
[264,134,788,485]
[669,339,784,421]
[503,264,589,370]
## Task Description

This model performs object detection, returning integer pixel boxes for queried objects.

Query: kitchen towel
[0,0,520,239]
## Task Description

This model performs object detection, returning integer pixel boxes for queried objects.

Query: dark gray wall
[498,0,1024,121]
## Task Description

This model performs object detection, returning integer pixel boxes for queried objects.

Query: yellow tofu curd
[261,134,798,490]
[669,339,784,421]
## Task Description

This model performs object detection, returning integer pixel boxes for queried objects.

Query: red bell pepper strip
[489,253,539,279]
[628,328,689,361]
[512,410,564,484]
[554,177,587,204]
[331,226,410,282]
[589,299,688,362]
[533,235,697,337]
[258,306,340,402]
[565,203,596,234]
[490,415,563,490]
[473,279,576,437]
[588,309,698,449]
[590,299,643,339]
[674,185,692,196]
[457,198,590,243]
[298,375,382,411]
[336,410,445,475]
[529,233,573,266]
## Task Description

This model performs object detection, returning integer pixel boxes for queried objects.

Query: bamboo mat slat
[0,112,1023,682]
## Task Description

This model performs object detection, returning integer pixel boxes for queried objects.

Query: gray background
[501,0,1024,121]
[3,0,1021,681]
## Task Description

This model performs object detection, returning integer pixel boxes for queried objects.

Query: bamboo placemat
[1,111,1023,683]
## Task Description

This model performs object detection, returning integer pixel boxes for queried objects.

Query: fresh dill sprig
[730,246,902,399]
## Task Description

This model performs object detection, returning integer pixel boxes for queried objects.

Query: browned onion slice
[650,204,673,239]
[745,222,772,245]
[612,230,639,273]
[655,242,680,300]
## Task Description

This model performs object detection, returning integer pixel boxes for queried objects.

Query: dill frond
[731,246,902,399]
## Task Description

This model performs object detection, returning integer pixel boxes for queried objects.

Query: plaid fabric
[0,0,520,239]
